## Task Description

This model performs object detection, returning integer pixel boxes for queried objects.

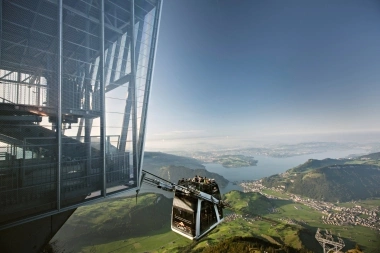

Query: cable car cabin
[139,171,226,240]
[171,178,224,240]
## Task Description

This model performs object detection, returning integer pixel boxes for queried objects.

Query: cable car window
[200,201,217,234]
[172,207,195,236]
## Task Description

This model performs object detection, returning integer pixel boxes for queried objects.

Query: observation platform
[0,102,101,122]
[0,0,162,251]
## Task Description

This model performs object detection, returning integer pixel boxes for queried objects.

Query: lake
[205,148,365,193]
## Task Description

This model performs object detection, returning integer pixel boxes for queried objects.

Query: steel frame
[0,0,162,231]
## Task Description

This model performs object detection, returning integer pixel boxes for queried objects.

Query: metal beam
[137,0,162,172]
[0,115,42,122]
[18,0,44,66]
[118,88,133,153]
[116,13,133,152]
[100,0,106,197]
[46,0,123,35]
[7,1,55,22]
[104,40,114,87]
[117,2,149,154]
[21,74,32,82]
[134,20,143,74]
[130,0,138,180]
[0,77,46,87]
[109,36,122,84]
[84,1,92,186]
[107,73,130,90]
[0,133,25,146]
[119,34,130,77]
[3,38,27,51]
[57,0,63,211]
[0,70,14,79]
[0,0,2,66]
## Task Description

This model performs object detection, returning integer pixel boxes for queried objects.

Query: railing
[0,97,15,104]
[0,132,132,225]
[0,80,100,111]
[0,82,47,106]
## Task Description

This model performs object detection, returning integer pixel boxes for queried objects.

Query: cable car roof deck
[177,178,221,196]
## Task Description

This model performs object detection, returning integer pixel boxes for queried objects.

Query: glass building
[0,0,162,230]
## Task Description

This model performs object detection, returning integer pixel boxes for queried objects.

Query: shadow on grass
[51,193,181,252]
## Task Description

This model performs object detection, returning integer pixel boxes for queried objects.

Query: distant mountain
[143,151,205,172]
[142,152,229,187]
[287,158,348,173]
[263,164,380,202]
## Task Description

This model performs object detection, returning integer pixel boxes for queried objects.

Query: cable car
[138,170,225,240]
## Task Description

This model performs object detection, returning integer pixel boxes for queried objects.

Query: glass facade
[0,0,162,228]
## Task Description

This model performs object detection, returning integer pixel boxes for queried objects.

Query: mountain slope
[264,164,380,202]
[287,158,348,173]
[143,151,205,172]
[293,165,380,202]
[142,152,229,187]
[359,152,380,160]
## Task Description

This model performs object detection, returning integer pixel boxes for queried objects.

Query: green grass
[52,192,380,253]
[225,191,274,215]
[53,193,191,253]
[336,198,380,209]
[268,200,322,223]
[336,202,356,208]
[355,198,380,209]
[261,188,290,199]
[220,192,380,253]
[264,200,380,253]
[302,172,323,179]
[80,224,189,253]
[345,160,380,166]
[214,218,303,250]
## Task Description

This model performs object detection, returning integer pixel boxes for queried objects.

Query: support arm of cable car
[137,169,226,240]
[140,170,227,207]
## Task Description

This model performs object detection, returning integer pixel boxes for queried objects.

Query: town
[239,180,380,232]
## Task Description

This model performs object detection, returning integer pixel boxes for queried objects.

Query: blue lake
[205,149,365,191]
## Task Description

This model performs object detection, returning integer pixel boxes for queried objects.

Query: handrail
[0,97,15,104]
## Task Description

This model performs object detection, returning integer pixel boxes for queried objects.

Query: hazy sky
[145,0,380,151]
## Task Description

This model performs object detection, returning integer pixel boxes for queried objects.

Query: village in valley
[237,180,380,232]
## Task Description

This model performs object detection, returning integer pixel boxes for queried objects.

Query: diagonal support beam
[137,0,162,170]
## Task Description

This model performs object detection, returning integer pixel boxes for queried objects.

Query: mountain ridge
[262,154,380,202]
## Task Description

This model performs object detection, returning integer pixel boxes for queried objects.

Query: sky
[145,0,380,151]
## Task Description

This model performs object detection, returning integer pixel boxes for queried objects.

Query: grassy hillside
[142,152,229,187]
[51,191,380,253]
[143,152,205,173]
[287,158,348,173]
[359,152,380,160]
[52,193,190,253]
[177,236,313,253]
[263,156,380,202]
[224,191,274,214]
[219,192,380,253]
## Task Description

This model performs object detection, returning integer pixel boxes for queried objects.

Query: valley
[49,150,380,252]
